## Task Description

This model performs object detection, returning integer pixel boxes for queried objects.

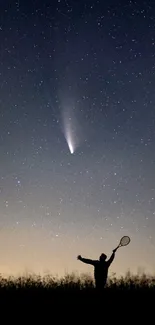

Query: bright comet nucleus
[67,137,74,154]
[62,107,78,154]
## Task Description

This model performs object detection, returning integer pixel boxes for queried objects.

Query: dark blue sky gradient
[0,0,155,276]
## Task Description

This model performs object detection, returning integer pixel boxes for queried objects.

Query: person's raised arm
[106,249,116,267]
[77,255,96,266]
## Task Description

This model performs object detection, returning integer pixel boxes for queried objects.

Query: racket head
[119,236,130,247]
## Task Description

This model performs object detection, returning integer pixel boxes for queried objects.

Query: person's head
[99,253,107,262]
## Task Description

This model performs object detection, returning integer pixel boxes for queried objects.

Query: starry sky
[0,0,155,277]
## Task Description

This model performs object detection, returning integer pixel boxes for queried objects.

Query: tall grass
[0,272,154,320]
[0,271,155,291]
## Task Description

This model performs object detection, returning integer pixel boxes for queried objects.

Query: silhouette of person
[77,248,117,291]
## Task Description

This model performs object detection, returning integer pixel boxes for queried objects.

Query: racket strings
[120,236,130,246]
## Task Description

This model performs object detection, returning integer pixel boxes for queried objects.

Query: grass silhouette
[0,272,154,321]
[0,271,155,291]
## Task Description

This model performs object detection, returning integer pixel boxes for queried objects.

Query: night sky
[0,0,155,277]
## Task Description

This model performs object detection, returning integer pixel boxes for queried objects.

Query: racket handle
[113,246,119,253]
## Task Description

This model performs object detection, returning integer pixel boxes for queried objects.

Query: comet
[62,107,78,154]
[67,135,74,154]
[65,123,74,154]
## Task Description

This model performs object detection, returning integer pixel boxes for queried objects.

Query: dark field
[0,272,154,321]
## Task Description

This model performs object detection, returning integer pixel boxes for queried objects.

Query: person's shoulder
[94,260,99,265]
